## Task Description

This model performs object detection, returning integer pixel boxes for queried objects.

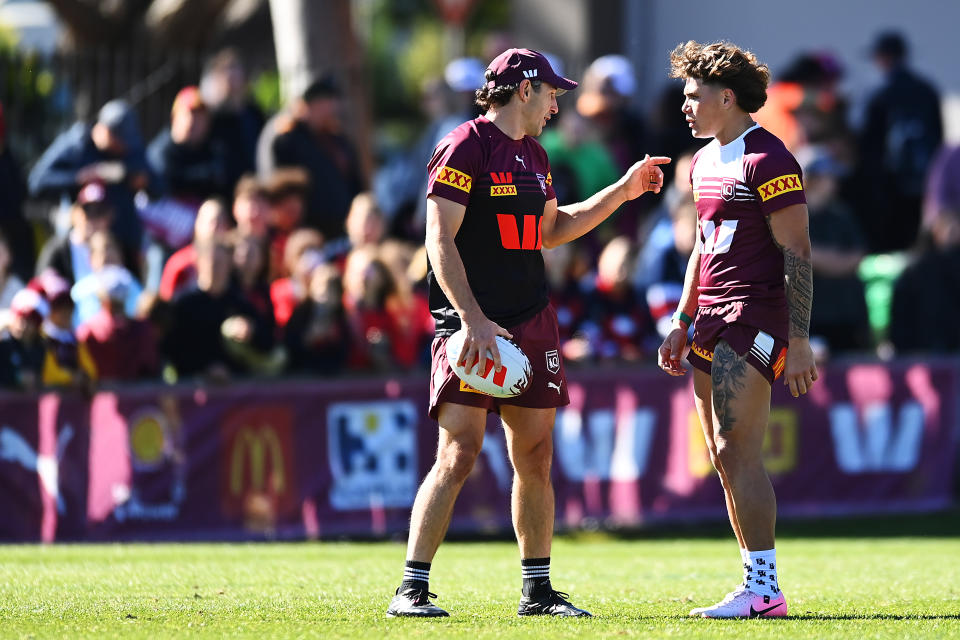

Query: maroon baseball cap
[77,180,107,206]
[10,288,48,320]
[486,48,578,94]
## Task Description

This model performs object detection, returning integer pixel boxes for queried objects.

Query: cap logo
[522,69,538,78]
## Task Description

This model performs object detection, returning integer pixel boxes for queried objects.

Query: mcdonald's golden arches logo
[220,406,296,518]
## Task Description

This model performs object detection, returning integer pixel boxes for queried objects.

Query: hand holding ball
[445,329,532,398]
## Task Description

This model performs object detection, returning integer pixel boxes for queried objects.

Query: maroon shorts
[429,304,569,420]
[686,308,788,385]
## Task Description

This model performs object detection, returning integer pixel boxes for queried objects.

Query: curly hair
[669,40,770,113]
[474,69,542,111]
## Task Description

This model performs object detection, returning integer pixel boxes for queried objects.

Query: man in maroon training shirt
[387,48,669,619]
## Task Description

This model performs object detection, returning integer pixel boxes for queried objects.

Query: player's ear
[518,79,531,101]
[722,88,734,108]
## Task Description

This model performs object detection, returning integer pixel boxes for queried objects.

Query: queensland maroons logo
[721,177,737,202]
[545,349,560,374]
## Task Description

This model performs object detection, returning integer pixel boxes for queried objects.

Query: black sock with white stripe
[521,557,551,597]
[400,560,431,591]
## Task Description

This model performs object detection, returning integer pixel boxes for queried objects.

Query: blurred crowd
[0,31,958,392]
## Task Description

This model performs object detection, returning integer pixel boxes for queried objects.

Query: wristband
[673,311,693,326]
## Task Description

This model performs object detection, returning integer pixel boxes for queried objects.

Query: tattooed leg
[693,368,747,550]
[710,339,776,551]
[712,341,748,432]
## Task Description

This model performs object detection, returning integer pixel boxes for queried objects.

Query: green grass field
[1,514,959,639]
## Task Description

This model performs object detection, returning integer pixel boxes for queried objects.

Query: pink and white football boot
[689,588,787,618]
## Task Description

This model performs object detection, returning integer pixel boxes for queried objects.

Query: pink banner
[0,360,955,542]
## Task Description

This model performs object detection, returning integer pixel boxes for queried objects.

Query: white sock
[743,549,780,597]
[739,548,749,586]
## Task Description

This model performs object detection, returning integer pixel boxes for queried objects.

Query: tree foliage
[46,0,252,49]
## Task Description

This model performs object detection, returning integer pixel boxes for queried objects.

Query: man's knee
[435,438,481,485]
[714,431,739,466]
[706,443,722,472]
[511,436,553,481]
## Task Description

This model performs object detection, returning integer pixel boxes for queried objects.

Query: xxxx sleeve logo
[436,165,472,193]
[757,174,802,201]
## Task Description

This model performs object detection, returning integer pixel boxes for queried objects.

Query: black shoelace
[412,589,438,605]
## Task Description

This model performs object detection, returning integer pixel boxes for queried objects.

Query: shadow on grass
[350,508,960,544]
[776,614,960,621]
[612,613,960,622]
[568,507,960,542]
[382,613,960,622]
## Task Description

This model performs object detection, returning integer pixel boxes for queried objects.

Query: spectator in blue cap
[28,99,150,268]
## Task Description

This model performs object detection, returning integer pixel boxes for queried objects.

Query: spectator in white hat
[0,288,47,390]
[34,269,97,390]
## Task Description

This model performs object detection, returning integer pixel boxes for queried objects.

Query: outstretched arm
[767,203,818,397]
[540,155,671,248]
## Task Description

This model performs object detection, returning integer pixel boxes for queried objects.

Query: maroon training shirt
[426,116,556,336]
[690,124,806,340]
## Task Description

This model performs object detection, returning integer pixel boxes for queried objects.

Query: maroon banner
[0,360,956,542]
[0,393,90,542]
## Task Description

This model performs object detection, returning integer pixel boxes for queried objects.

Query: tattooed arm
[767,204,818,397]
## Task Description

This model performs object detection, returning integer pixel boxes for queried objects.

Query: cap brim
[547,75,578,94]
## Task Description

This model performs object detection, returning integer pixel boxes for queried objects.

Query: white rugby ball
[445,329,532,398]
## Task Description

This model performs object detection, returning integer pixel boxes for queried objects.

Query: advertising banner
[0,360,955,541]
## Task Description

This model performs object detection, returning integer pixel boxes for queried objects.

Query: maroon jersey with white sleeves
[426,116,556,336]
[690,124,805,339]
